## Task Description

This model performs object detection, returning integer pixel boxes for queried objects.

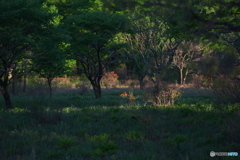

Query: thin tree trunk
[153,73,162,105]
[183,69,189,85]
[11,63,17,95]
[125,63,133,80]
[138,76,145,90]
[47,78,53,98]
[95,48,103,98]
[76,60,83,76]
[179,68,183,85]
[19,77,22,91]
[23,74,27,93]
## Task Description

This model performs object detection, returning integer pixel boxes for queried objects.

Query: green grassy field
[0,88,239,160]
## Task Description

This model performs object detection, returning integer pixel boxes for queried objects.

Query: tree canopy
[0,0,55,109]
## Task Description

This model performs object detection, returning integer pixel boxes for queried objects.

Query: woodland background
[0,0,239,159]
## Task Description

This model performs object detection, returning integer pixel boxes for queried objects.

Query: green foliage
[147,0,239,36]
[0,0,65,109]
[32,50,69,79]
[66,9,128,98]
[31,0,71,81]
[0,0,240,158]
[68,11,127,49]
[88,133,109,143]
[56,136,76,150]
[87,133,118,158]
[125,130,145,141]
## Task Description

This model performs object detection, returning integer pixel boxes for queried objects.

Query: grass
[0,88,239,160]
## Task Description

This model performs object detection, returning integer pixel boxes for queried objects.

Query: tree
[32,48,69,98]
[0,0,54,110]
[199,38,239,78]
[32,1,71,98]
[141,0,240,35]
[171,40,206,85]
[67,11,127,98]
[219,33,240,67]
[146,22,182,85]
[123,15,153,89]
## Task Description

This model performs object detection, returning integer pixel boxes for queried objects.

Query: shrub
[54,78,71,87]
[191,74,213,89]
[142,82,182,106]
[75,75,92,92]
[125,131,145,141]
[56,136,76,150]
[211,75,240,104]
[120,89,139,104]
[101,71,119,88]
[201,76,213,88]
[191,74,203,88]
[87,134,118,158]
[120,90,139,100]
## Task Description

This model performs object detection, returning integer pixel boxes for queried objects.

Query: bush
[75,75,91,90]
[212,75,240,104]
[191,74,213,89]
[142,82,182,106]
[101,71,119,88]
[119,89,139,104]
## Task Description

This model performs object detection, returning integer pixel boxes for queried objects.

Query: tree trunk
[152,73,162,105]
[125,63,133,80]
[138,76,145,90]
[91,79,101,98]
[93,84,101,98]
[95,47,103,99]
[47,78,53,98]
[23,74,27,93]
[11,63,17,95]
[12,76,16,95]
[183,69,189,85]
[76,60,83,76]
[18,77,22,91]
[0,85,12,110]
[179,68,183,85]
